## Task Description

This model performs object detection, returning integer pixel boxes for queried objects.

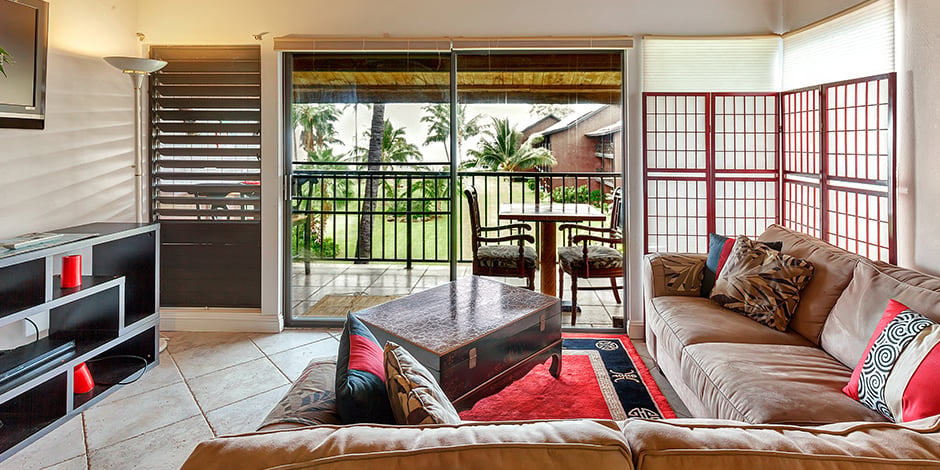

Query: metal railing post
[406,176,413,270]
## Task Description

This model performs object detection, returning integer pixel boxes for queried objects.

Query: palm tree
[291,104,344,267]
[355,114,425,262]
[291,104,343,157]
[355,104,386,263]
[420,103,482,159]
[468,117,557,172]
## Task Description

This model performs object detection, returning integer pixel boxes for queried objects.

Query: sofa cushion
[259,358,340,431]
[650,296,814,349]
[680,342,886,424]
[335,312,394,424]
[822,260,940,370]
[701,233,782,297]
[710,236,815,331]
[759,224,861,344]
[384,341,461,425]
[180,420,632,470]
[621,415,940,470]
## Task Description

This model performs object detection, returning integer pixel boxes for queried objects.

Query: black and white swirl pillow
[856,309,934,420]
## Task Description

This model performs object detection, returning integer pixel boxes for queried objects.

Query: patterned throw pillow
[844,300,940,422]
[701,233,783,297]
[710,236,815,331]
[335,312,394,424]
[384,341,461,425]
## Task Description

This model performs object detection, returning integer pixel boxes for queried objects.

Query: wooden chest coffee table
[356,276,562,410]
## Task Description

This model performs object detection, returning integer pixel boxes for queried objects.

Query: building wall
[548,106,622,173]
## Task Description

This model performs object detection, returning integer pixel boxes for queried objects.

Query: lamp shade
[104,56,167,74]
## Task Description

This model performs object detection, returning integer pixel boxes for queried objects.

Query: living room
[2,0,940,468]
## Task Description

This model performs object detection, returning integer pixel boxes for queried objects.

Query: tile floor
[291,262,626,328]
[0,330,688,470]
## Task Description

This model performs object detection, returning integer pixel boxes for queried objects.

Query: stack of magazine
[0,232,64,250]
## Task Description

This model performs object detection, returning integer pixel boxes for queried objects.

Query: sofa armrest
[643,253,706,299]
[620,417,940,470]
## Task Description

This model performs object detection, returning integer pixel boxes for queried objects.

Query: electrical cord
[24,318,39,343]
[85,355,149,385]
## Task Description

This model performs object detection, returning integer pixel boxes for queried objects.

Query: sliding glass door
[284,52,453,325]
[282,46,626,330]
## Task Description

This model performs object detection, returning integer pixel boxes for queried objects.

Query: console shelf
[0,223,159,462]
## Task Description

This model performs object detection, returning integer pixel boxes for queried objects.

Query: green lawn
[291,175,540,262]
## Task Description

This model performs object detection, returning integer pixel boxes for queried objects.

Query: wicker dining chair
[557,187,624,325]
[464,185,537,289]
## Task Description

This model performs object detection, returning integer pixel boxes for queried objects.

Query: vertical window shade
[783,0,894,90]
[643,36,780,92]
[150,45,261,221]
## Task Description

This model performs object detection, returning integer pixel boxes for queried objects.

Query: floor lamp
[104,56,169,352]
[104,56,167,224]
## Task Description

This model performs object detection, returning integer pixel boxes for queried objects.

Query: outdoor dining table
[498,202,606,297]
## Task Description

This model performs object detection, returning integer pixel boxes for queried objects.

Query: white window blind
[783,0,894,90]
[642,36,780,92]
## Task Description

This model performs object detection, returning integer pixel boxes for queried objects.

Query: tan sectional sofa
[180,224,940,469]
[643,223,940,426]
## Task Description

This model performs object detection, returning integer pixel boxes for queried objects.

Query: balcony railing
[290,161,621,266]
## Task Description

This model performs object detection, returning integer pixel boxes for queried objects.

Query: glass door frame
[281,47,630,332]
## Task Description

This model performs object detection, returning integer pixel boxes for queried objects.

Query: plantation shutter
[149,45,261,308]
[643,35,781,92]
[150,45,261,220]
[782,0,895,90]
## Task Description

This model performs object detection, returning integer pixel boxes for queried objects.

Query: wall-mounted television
[0,0,49,130]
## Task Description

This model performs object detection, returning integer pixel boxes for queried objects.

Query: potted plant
[0,47,12,77]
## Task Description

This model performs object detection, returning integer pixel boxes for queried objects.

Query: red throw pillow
[843,299,908,400]
[843,299,940,422]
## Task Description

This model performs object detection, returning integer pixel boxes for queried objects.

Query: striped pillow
[844,300,940,422]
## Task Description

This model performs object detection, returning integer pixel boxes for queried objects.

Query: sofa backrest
[758,224,861,344]
[180,419,633,470]
[822,260,940,369]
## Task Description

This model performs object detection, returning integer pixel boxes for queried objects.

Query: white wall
[897,0,940,275]
[0,0,140,238]
[781,0,863,32]
[0,0,139,347]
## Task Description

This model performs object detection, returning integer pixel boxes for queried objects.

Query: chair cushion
[558,245,623,273]
[384,341,461,425]
[476,245,537,270]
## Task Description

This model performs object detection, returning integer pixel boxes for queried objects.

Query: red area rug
[459,334,675,421]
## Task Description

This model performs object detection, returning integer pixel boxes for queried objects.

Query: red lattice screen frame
[781,73,896,263]
[643,93,779,253]
[643,94,710,253]
[643,73,896,263]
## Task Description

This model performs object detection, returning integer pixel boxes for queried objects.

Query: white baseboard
[160,308,282,333]
[626,320,645,340]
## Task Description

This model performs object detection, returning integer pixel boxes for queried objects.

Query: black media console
[0,223,160,462]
